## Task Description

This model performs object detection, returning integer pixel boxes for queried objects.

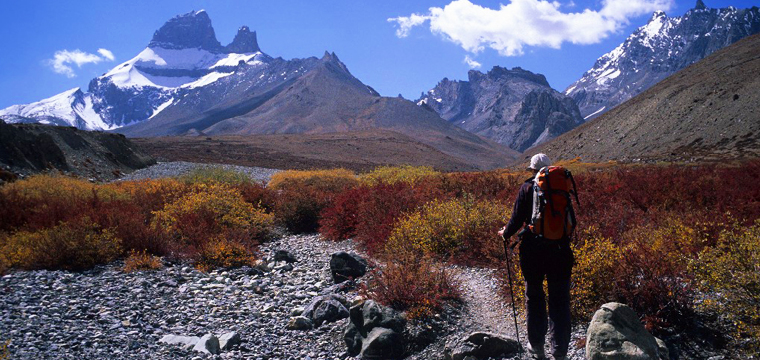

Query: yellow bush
[195,238,255,272]
[360,165,440,186]
[386,198,509,263]
[3,174,128,202]
[692,221,760,353]
[179,166,254,185]
[570,228,624,319]
[268,169,358,192]
[123,249,163,272]
[151,183,274,247]
[1,217,121,271]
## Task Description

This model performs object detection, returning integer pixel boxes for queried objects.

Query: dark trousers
[519,236,573,358]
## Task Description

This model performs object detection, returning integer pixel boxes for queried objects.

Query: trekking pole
[501,233,524,359]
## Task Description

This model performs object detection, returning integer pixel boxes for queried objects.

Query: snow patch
[149,98,174,119]
[584,106,606,120]
[181,72,233,89]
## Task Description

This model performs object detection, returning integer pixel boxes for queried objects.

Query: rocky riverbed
[119,161,281,183]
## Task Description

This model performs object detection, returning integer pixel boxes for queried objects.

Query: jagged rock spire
[695,0,707,10]
[226,26,260,53]
[149,10,223,52]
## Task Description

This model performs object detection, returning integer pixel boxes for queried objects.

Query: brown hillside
[524,33,760,163]
[132,130,488,172]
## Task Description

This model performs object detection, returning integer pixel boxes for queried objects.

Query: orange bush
[123,249,163,272]
[1,217,121,271]
[194,238,256,272]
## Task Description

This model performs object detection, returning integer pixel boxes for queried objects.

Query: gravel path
[0,232,587,360]
[120,161,281,183]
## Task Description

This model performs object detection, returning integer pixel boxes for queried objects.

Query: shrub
[385,197,509,265]
[363,254,460,319]
[194,238,256,272]
[1,217,121,271]
[268,169,358,192]
[359,165,439,186]
[179,166,255,185]
[151,183,274,253]
[320,182,445,254]
[692,221,760,353]
[570,229,623,320]
[123,249,163,272]
[269,169,358,233]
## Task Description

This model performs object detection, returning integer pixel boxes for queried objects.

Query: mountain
[0,120,155,180]
[416,66,583,152]
[525,32,760,163]
[566,1,760,120]
[0,10,518,169]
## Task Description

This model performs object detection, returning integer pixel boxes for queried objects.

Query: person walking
[499,153,574,360]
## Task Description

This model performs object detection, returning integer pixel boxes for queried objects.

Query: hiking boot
[527,343,546,360]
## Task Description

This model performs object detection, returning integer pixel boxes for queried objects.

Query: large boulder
[445,332,521,360]
[302,294,349,327]
[330,252,368,283]
[361,327,405,359]
[343,300,407,359]
[192,333,220,355]
[586,302,669,360]
[218,331,241,350]
[159,335,199,350]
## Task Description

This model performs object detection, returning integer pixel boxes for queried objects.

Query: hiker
[499,153,575,360]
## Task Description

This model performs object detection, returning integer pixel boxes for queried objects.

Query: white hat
[528,153,552,170]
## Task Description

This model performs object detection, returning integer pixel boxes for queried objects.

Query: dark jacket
[503,176,534,240]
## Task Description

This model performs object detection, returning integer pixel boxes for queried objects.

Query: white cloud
[464,55,482,68]
[46,48,115,78]
[389,0,673,56]
[97,48,115,61]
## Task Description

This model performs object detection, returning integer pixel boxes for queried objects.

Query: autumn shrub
[0,174,128,232]
[151,183,274,254]
[179,166,255,185]
[385,197,509,265]
[123,249,163,273]
[1,217,121,271]
[438,171,522,201]
[570,228,623,320]
[269,169,358,233]
[268,169,358,192]
[320,182,445,254]
[359,165,440,186]
[194,238,256,272]
[692,221,760,353]
[363,253,460,319]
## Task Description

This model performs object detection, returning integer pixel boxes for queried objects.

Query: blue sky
[0,0,754,108]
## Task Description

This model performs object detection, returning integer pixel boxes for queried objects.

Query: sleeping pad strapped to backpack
[529,166,579,240]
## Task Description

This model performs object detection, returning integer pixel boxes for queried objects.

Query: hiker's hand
[498,226,506,237]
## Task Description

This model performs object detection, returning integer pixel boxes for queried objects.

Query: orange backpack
[529,166,579,240]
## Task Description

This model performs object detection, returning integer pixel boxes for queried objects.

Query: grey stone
[192,333,220,355]
[159,334,200,350]
[218,331,241,350]
[344,322,363,356]
[360,327,404,359]
[302,294,349,327]
[329,252,368,283]
[287,316,313,331]
[361,300,405,333]
[445,332,521,360]
[586,302,663,360]
[655,337,670,360]
[272,249,298,263]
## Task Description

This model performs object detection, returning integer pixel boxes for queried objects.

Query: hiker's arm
[502,184,530,239]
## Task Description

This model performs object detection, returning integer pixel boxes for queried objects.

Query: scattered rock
[159,335,200,350]
[329,252,367,283]
[192,333,220,355]
[287,316,314,331]
[344,299,406,358]
[444,332,521,360]
[302,294,349,327]
[586,302,667,360]
[272,249,298,263]
[218,331,241,350]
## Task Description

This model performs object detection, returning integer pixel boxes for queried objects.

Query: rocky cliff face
[566,1,760,119]
[417,66,583,152]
